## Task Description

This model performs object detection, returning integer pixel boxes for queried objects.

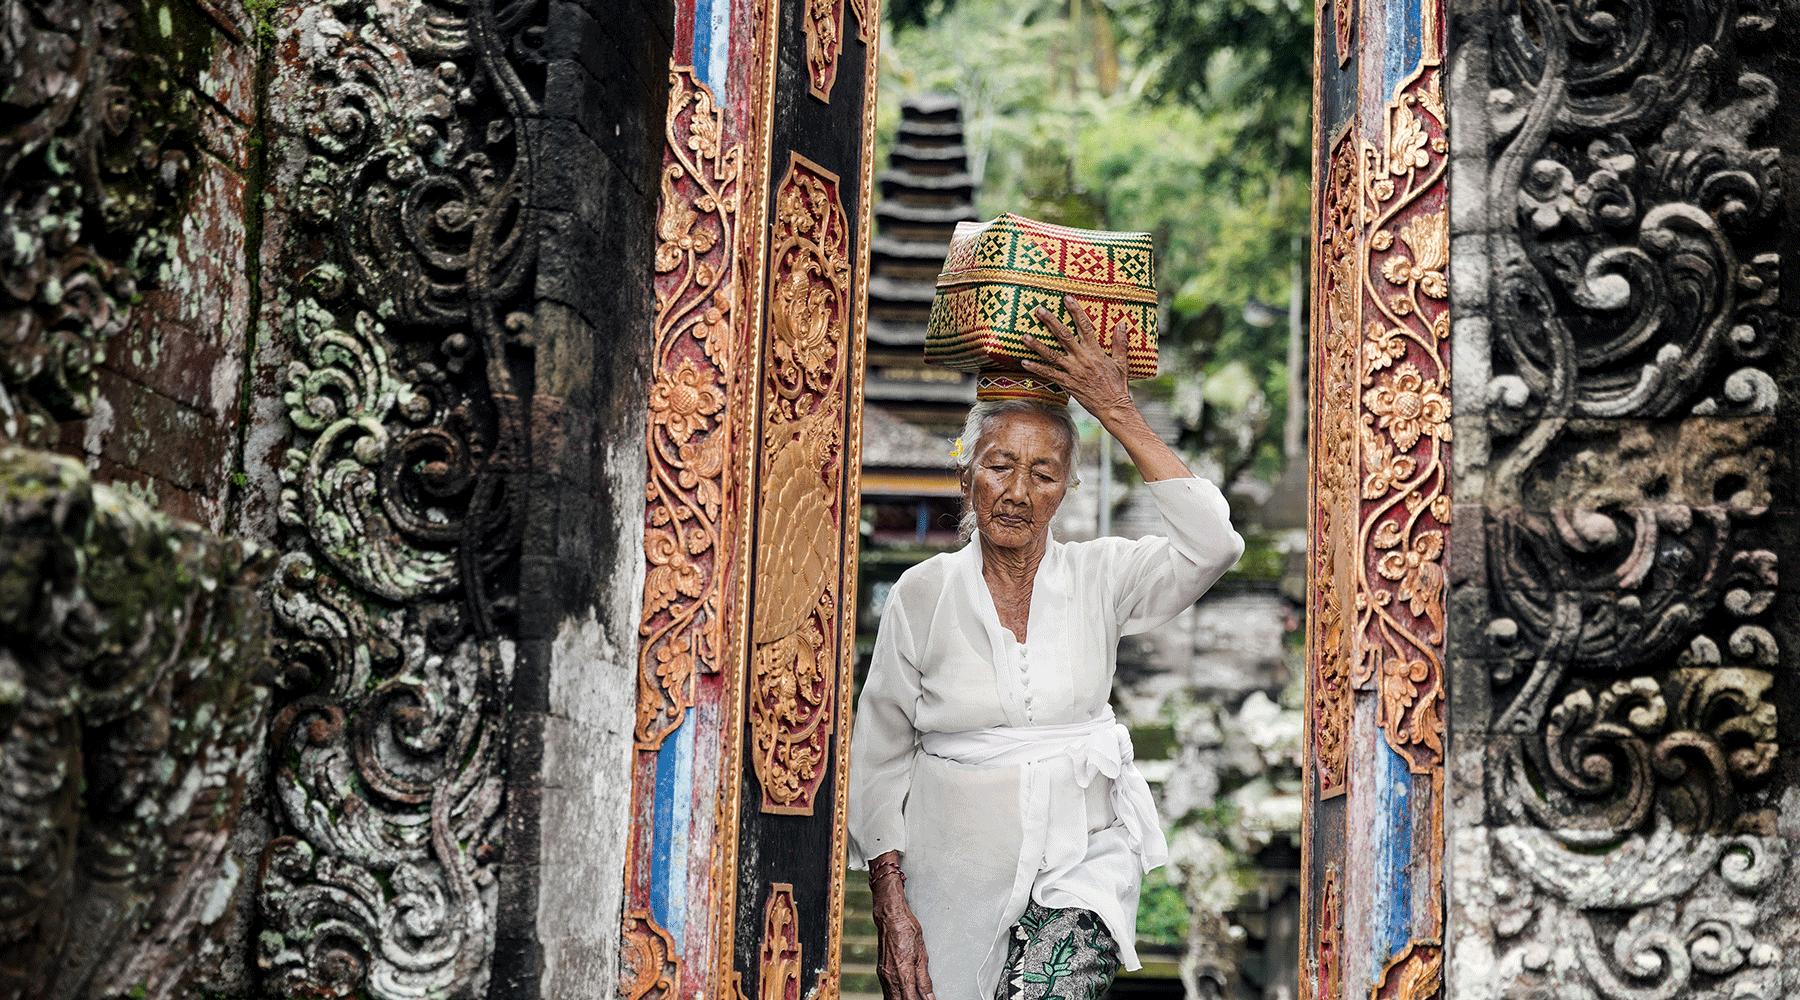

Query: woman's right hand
[869,853,935,1000]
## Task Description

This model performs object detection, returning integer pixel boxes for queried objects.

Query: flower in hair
[949,436,966,461]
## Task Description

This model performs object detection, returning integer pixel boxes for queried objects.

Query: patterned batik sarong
[994,902,1121,1000]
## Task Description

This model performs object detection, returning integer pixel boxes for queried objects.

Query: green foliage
[881,0,1311,480]
[1134,869,1191,946]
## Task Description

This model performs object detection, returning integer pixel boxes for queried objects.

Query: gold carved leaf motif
[749,155,851,815]
[1311,129,1360,798]
[759,885,802,1000]
[638,67,742,750]
[804,0,845,102]
[1357,62,1450,774]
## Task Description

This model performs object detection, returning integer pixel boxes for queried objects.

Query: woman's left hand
[1022,295,1136,420]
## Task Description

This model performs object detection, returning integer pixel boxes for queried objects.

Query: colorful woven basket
[924,213,1158,403]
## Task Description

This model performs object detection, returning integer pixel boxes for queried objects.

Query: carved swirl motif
[1372,940,1442,1000]
[748,155,850,815]
[1457,3,1789,997]
[257,0,539,992]
[638,68,743,750]
[1357,61,1450,774]
[620,909,680,1000]
[1310,130,1359,798]
[0,0,195,445]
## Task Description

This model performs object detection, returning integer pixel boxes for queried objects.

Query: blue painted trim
[650,723,679,925]
[1372,742,1415,966]
[667,710,697,938]
[692,0,731,102]
[1383,0,1425,93]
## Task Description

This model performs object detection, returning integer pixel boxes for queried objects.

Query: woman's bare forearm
[1093,400,1192,483]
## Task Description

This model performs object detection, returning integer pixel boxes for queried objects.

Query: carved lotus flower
[1363,362,1450,451]
[651,359,725,443]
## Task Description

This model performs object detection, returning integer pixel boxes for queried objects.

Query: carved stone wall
[251,0,673,997]
[2,0,674,994]
[1444,2,1799,998]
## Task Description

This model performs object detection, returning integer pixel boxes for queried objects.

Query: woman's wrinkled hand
[869,856,934,1000]
[1022,294,1136,420]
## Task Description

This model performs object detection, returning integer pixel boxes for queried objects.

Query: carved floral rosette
[638,68,743,750]
[1356,60,1450,775]
[1450,3,1793,998]
[747,154,851,816]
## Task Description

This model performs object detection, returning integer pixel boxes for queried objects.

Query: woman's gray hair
[954,399,1081,542]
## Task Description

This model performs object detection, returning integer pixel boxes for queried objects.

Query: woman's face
[962,410,1072,550]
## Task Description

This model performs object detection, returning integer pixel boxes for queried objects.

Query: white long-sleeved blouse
[847,476,1246,1000]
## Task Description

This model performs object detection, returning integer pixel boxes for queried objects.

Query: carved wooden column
[623,3,880,1000]
[1306,1,1800,997]
[1304,1,1451,997]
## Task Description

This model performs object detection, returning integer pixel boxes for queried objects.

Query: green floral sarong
[994,902,1120,1000]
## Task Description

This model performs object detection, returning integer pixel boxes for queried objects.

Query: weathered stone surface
[1446,1,1800,996]
[0,446,271,999]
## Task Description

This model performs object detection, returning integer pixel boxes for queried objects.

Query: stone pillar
[1443,2,1798,996]
[1305,1,1800,998]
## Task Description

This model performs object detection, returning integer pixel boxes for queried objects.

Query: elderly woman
[848,297,1246,1000]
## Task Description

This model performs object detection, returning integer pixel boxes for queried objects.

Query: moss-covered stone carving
[0,446,270,998]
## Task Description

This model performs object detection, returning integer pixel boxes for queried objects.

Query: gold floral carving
[749,154,851,815]
[638,68,743,750]
[1356,60,1449,773]
[760,884,802,1000]
[621,909,680,1000]
[848,0,874,42]
[1334,0,1355,67]
[804,0,845,102]
[1370,940,1442,1000]
[1310,128,1359,798]
[1317,866,1343,1000]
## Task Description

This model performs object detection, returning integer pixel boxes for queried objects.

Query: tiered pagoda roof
[862,95,978,451]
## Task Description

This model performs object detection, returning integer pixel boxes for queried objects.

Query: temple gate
[622,4,880,1000]
[1303,1,1800,997]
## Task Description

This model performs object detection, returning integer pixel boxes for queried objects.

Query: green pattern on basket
[925,213,1159,403]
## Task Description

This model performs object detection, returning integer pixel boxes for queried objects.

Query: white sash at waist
[920,709,1169,873]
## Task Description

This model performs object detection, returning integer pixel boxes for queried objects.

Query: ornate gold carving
[828,18,882,989]
[1316,866,1343,1000]
[1370,940,1442,1000]
[621,909,680,1000]
[804,0,845,102]
[639,67,743,750]
[760,884,802,1000]
[1311,127,1360,798]
[749,154,851,815]
[1357,60,1449,773]
[848,0,874,42]
[1333,0,1355,67]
